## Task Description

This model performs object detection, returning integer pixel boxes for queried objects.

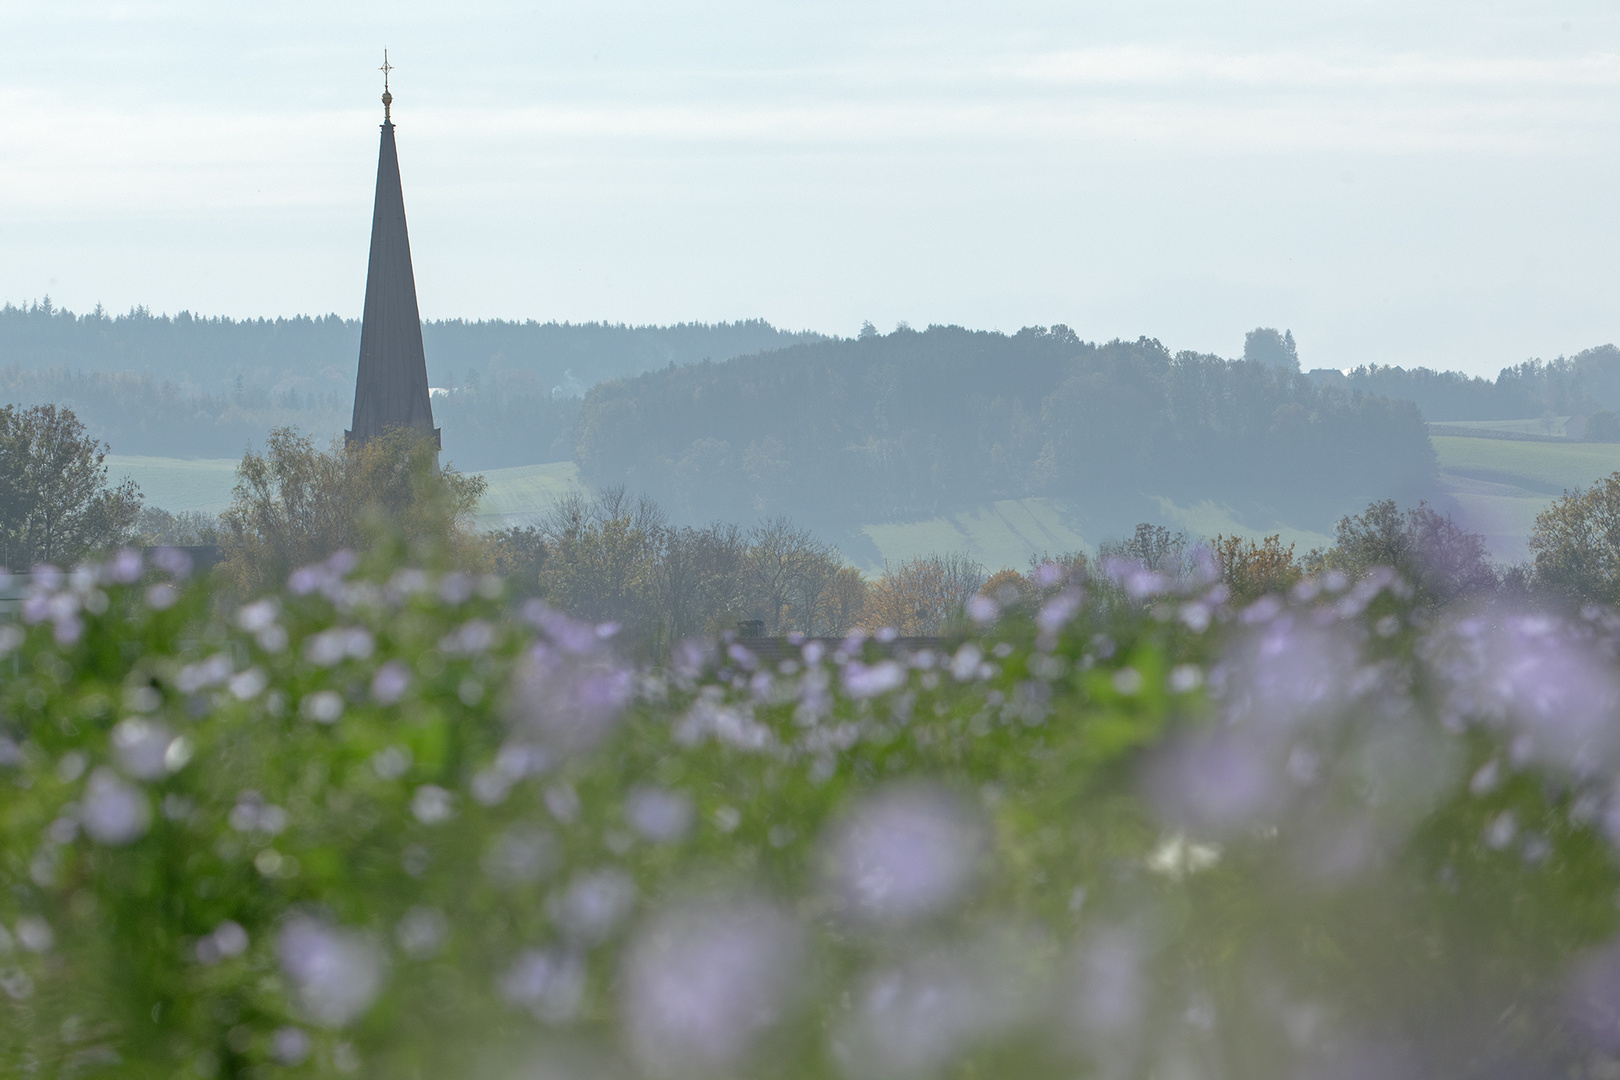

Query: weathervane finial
[380,49,394,123]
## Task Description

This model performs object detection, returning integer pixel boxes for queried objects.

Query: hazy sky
[3,1,1619,376]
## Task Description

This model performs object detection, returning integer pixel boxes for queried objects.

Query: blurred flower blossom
[229,792,288,836]
[395,907,448,959]
[270,1027,312,1067]
[228,667,267,700]
[370,745,412,781]
[622,898,805,1077]
[509,642,632,758]
[843,660,907,699]
[175,653,232,693]
[1062,925,1148,1076]
[411,785,455,825]
[627,787,694,843]
[0,967,32,1001]
[106,548,142,584]
[967,594,999,626]
[557,868,636,943]
[300,690,344,724]
[15,916,53,953]
[826,785,987,924]
[370,660,411,704]
[276,915,385,1029]
[111,717,177,780]
[500,948,585,1023]
[835,933,1038,1079]
[1424,613,1620,777]
[195,920,249,965]
[81,768,150,845]
[676,688,774,751]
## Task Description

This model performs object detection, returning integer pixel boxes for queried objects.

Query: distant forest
[0,300,824,467]
[7,298,1620,532]
[0,299,823,397]
[576,325,1437,532]
[0,367,579,468]
[1313,345,1620,421]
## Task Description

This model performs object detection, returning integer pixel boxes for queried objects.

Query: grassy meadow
[104,432,1620,570]
[1433,434,1620,562]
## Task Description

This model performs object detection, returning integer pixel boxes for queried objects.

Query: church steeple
[347,53,440,450]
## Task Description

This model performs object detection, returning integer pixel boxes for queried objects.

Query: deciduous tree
[0,403,141,568]
[220,427,487,593]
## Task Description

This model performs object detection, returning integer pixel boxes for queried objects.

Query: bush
[2,548,1620,1077]
[1588,409,1620,442]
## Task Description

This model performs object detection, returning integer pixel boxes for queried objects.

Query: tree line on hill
[1321,344,1620,423]
[0,365,580,468]
[575,323,1437,532]
[0,299,822,396]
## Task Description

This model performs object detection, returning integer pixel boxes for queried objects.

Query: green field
[474,462,581,529]
[853,497,1336,575]
[105,438,1620,571]
[106,455,585,531]
[1433,435,1620,562]
[106,455,241,514]
[1429,416,1571,437]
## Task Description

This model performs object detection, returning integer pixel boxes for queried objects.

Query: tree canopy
[219,428,487,594]
[0,403,141,568]
[576,324,1437,532]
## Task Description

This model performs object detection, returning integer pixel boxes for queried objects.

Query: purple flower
[622,898,805,1074]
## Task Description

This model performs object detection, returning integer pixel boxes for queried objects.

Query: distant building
[347,65,440,451]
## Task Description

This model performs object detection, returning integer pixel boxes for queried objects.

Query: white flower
[300,691,345,724]
[410,785,455,825]
[111,717,176,780]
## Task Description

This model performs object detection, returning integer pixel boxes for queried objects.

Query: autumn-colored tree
[220,427,487,593]
[1529,474,1620,604]
[743,517,843,634]
[487,525,548,597]
[1212,533,1301,603]
[819,565,869,635]
[661,522,749,639]
[0,403,142,568]
[981,567,1032,604]
[864,553,986,635]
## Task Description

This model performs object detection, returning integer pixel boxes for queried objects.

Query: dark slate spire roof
[347,90,439,450]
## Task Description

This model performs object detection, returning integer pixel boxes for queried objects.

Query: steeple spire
[347,57,440,451]
[380,50,393,123]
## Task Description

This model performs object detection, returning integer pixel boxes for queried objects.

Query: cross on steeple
[380,50,394,122]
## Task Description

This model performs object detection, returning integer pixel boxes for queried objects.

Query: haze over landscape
[7,0,1620,374]
[14,5,1620,1078]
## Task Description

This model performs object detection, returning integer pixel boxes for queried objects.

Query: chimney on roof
[347,53,440,452]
